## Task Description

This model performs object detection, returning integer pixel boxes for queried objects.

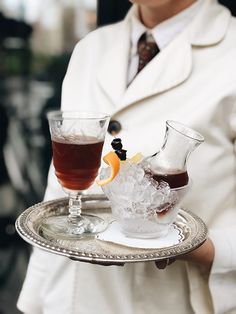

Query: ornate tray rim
[15,196,208,264]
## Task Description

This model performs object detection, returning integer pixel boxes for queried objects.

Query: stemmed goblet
[42,111,110,239]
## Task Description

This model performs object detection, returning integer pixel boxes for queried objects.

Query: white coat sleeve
[17,164,65,314]
[209,228,236,314]
[208,105,236,314]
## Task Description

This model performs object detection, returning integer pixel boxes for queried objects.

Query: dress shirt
[128,0,203,84]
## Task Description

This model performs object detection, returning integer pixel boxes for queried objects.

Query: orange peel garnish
[96,151,120,186]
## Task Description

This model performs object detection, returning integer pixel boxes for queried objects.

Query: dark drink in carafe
[52,136,104,190]
[152,169,189,189]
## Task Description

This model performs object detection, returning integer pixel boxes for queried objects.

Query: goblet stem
[41,191,108,238]
[68,193,82,224]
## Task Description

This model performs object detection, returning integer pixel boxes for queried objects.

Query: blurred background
[0,1,235,313]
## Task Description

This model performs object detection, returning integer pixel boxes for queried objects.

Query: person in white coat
[18,0,236,313]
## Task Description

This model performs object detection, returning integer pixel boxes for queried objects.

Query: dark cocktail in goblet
[42,111,110,239]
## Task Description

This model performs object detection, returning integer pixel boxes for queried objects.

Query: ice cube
[100,161,179,218]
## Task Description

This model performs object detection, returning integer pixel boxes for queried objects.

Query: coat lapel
[122,31,192,108]
[188,0,230,46]
[96,0,231,112]
[96,21,131,107]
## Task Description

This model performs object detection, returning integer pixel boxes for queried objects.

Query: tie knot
[137,33,159,73]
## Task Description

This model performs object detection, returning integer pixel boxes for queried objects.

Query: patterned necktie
[137,33,159,73]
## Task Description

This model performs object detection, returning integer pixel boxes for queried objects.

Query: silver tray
[15,195,208,264]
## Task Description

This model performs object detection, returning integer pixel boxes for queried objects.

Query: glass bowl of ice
[100,155,190,239]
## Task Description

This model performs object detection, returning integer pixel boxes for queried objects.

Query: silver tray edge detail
[15,196,208,264]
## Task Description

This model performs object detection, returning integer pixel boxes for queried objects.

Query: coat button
[108,120,122,135]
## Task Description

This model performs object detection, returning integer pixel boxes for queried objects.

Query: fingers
[69,257,176,269]
[94,262,125,267]
[69,257,124,266]
[155,259,168,269]
[155,258,176,269]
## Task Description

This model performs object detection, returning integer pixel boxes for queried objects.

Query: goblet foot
[41,214,107,240]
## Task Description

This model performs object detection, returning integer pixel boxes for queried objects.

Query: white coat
[18,1,236,313]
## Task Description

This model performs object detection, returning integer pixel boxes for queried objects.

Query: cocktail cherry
[111,138,127,161]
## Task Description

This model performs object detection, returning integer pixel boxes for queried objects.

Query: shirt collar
[130,0,204,53]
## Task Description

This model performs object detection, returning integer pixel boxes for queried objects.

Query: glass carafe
[146,120,204,188]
